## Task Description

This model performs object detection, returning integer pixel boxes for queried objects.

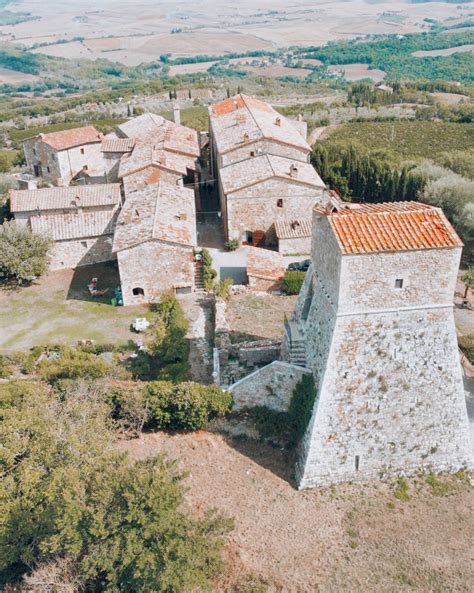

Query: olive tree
[0,221,52,281]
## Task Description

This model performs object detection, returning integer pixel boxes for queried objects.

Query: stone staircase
[289,338,307,367]
[194,260,205,292]
[284,315,307,368]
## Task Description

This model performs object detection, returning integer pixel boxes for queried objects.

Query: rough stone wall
[227,181,322,243]
[23,138,105,186]
[221,139,309,167]
[278,236,311,255]
[48,234,115,270]
[247,275,282,292]
[117,241,195,306]
[230,361,311,411]
[297,305,473,488]
[104,153,123,183]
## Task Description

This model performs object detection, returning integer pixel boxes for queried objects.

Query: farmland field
[413,44,474,58]
[323,121,474,161]
[327,63,386,82]
[2,0,473,66]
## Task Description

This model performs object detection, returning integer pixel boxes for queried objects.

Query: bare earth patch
[119,431,474,592]
[225,292,297,342]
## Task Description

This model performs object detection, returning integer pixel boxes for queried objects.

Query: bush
[144,381,232,431]
[283,271,305,295]
[0,221,52,282]
[38,348,110,385]
[224,239,239,251]
[215,277,233,300]
[201,248,217,290]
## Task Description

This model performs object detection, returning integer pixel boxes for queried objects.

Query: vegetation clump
[283,270,306,295]
[0,221,52,282]
[201,248,217,290]
[0,386,232,591]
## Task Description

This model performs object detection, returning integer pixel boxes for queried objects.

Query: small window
[83,165,88,171]
[81,240,88,248]
[395,279,403,289]
[46,166,50,173]
[250,151,255,157]
[33,148,37,156]
[51,153,55,161]
[132,287,145,296]
[355,455,360,471]
[277,199,283,208]
[80,148,85,155]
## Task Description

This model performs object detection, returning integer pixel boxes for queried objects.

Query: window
[81,241,88,248]
[80,148,85,155]
[277,199,283,208]
[132,287,145,296]
[51,153,55,161]
[83,165,88,171]
[250,151,255,157]
[395,279,403,289]
[46,166,50,173]
[355,455,360,471]
[242,230,253,244]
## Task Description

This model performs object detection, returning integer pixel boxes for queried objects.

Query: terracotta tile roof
[210,94,310,155]
[247,247,285,280]
[113,180,196,252]
[30,126,103,151]
[10,184,122,213]
[275,217,312,239]
[317,202,463,254]
[118,141,197,179]
[219,154,324,195]
[101,137,135,153]
[117,113,199,157]
[30,209,118,241]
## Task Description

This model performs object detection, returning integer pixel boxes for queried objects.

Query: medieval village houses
[10,184,122,270]
[23,126,105,186]
[209,94,325,246]
[112,177,197,306]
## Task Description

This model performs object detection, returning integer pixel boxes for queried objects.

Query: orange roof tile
[34,126,103,151]
[318,202,462,255]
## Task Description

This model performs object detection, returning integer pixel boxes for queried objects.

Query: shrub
[287,374,317,446]
[38,348,110,385]
[201,248,217,290]
[224,239,239,251]
[0,221,52,282]
[215,277,233,301]
[144,381,232,431]
[283,271,306,295]
[394,477,410,502]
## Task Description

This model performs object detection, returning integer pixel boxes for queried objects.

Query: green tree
[0,386,232,591]
[0,221,51,281]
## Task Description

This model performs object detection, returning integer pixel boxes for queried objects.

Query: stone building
[275,217,312,255]
[284,201,473,488]
[10,184,122,270]
[112,177,197,306]
[101,137,135,183]
[23,126,105,186]
[218,154,324,245]
[209,94,324,244]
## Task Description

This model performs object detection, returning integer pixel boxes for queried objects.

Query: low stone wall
[213,297,282,387]
[229,361,311,412]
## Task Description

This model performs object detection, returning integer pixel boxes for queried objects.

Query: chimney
[289,164,298,178]
[275,117,281,127]
[243,132,250,143]
[173,102,181,125]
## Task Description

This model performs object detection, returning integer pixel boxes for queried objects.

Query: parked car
[287,259,311,272]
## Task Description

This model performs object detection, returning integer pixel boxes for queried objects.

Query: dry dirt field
[169,61,217,75]
[412,44,474,58]
[243,65,313,79]
[119,430,474,592]
[3,0,472,65]
[225,292,298,342]
[0,66,38,84]
[327,63,386,83]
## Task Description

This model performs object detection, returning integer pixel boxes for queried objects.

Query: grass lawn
[160,106,209,131]
[323,121,474,161]
[0,262,150,352]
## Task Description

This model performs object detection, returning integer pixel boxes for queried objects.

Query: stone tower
[284,201,473,488]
